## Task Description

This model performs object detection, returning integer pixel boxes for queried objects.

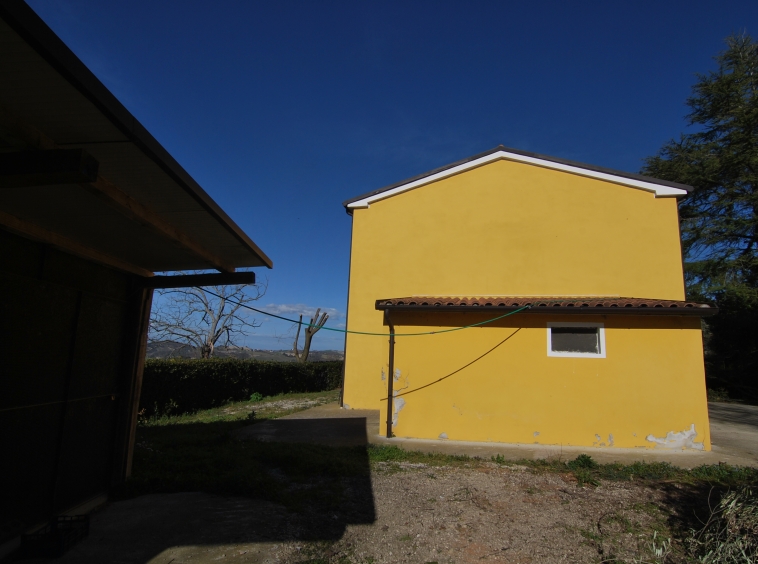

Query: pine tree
[642,34,758,398]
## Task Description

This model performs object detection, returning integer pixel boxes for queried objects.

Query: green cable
[198,287,532,337]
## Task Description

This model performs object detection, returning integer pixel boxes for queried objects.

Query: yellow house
[341,146,716,450]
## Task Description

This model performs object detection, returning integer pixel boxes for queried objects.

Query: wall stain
[646,424,704,450]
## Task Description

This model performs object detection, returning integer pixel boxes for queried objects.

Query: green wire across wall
[199,287,532,337]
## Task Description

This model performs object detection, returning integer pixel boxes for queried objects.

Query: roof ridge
[343,145,692,212]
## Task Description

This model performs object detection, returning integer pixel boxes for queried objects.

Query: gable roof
[343,145,692,213]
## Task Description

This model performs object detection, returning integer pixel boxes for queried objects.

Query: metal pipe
[385,309,395,438]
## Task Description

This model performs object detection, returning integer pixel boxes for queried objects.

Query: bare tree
[293,308,329,362]
[149,280,266,359]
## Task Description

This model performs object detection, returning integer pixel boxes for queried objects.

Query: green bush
[140,358,343,417]
[687,486,758,562]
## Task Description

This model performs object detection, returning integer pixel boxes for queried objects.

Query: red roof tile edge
[375,297,717,316]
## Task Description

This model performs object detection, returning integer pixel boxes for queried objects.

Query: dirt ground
[21,462,691,564]
[289,463,680,564]
[9,398,751,563]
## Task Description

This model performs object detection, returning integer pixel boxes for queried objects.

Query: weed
[249,392,264,402]
[573,468,599,487]
[492,454,506,464]
[632,530,672,563]
[687,486,758,562]
[631,502,662,517]
[568,453,598,470]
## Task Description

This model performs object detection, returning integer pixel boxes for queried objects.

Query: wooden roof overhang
[375,297,718,317]
[0,1,272,280]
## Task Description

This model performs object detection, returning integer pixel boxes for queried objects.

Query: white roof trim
[346,150,688,209]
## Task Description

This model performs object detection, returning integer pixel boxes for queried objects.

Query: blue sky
[26,0,758,350]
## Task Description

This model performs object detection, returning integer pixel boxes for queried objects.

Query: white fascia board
[346,150,688,209]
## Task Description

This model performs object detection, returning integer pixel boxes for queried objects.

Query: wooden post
[112,284,153,483]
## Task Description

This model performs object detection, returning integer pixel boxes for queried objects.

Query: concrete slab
[237,402,758,468]
[6,493,293,564]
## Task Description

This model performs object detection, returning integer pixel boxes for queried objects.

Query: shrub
[568,454,598,470]
[140,358,343,417]
[687,486,758,562]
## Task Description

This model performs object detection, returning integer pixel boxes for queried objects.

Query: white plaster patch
[394,368,401,381]
[342,404,351,410]
[646,424,704,450]
[533,432,540,437]
[439,433,448,440]
[392,396,406,427]
[380,368,386,381]
[608,434,614,447]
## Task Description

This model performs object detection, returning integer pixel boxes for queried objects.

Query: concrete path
[237,401,758,468]
[3,493,296,564]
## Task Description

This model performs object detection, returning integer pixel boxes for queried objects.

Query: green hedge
[140,359,344,417]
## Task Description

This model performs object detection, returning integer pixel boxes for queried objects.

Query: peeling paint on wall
[533,432,540,437]
[646,424,704,450]
[380,368,386,381]
[392,396,406,427]
[439,432,448,440]
[608,434,614,447]
[342,404,351,410]
[394,368,401,381]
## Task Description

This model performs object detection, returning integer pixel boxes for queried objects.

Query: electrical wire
[198,287,531,337]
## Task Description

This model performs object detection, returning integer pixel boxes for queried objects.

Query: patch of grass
[121,418,372,514]
[120,390,370,517]
[631,502,662,516]
[367,445,472,467]
[488,452,758,489]
[139,389,340,426]
[573,468,600,487]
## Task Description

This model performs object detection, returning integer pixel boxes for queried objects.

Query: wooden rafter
[80,176,236,273]
[0,111,237,273]
[0,209,153,277]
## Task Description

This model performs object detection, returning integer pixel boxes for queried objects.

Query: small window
[547,322,605,358]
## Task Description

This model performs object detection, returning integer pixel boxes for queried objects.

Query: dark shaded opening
[551,326,600,354]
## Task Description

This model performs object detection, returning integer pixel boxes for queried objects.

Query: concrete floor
[237,401,758,468]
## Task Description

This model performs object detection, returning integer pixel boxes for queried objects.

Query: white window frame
[547,321,606,358]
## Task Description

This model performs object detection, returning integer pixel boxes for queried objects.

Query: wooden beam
[143,271,255,288]
[0,210,153,277]
[0,149,99,188]
[0,110,237,273]
[79,176,237,273]
[122,287,153,480]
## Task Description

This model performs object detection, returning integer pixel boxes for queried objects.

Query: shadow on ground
[4,417,376,563]
[709,402,758,429]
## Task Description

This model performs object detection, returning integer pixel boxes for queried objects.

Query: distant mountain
[146,341,344,362]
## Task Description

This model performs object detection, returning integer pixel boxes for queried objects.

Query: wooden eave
[0,1,272,276]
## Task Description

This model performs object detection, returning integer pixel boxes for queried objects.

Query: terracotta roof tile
[375,296,717,316]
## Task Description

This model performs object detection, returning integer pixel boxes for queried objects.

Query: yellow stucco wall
[342,158,710,450]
